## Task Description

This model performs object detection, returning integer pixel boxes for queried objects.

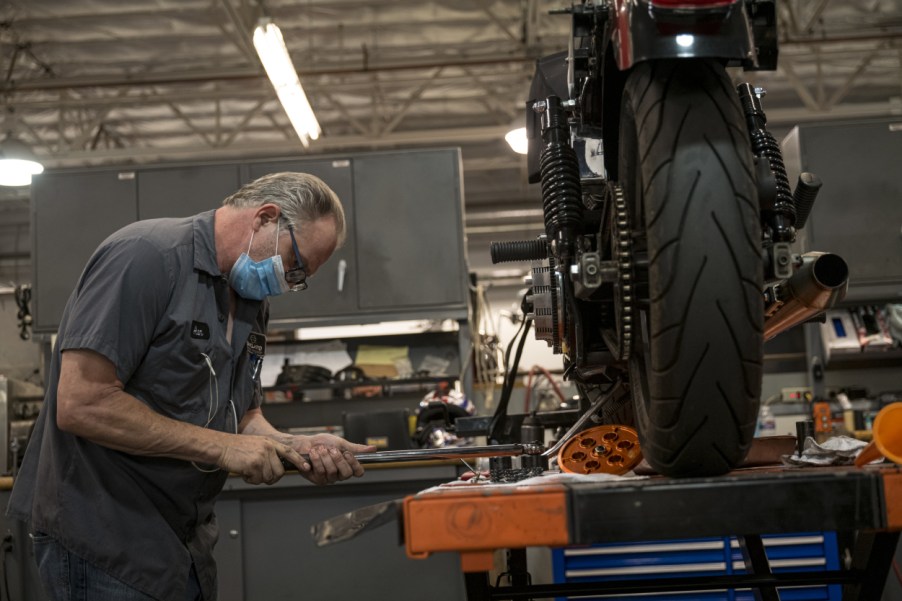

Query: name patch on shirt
[190,321,210,340]
[246,332,266,356]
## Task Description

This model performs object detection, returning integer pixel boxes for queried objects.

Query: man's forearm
[57,349,305,482]
[59,386,233,466]
[238,408,292,445]
[56,348,246,466]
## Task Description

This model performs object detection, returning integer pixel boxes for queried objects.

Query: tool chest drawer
[552,532,840,600]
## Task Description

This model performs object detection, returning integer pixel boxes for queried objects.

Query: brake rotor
[557,425,642,475]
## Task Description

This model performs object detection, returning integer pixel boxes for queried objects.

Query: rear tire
[619,59,764,477]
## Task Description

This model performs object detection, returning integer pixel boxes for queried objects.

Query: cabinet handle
[337,259,347,292]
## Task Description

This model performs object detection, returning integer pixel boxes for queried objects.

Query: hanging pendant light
[0,134,44,187]
[504,126,529,155]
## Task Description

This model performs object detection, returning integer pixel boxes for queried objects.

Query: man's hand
[287,433,376,485]
[217,434,305,485]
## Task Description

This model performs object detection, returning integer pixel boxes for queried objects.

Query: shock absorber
[737,83,795,243]
[537,95,583,265]
[488,96,582,266]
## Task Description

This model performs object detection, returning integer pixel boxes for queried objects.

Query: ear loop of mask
[244,218,281,258]
[246,230,254,254]
[193,352,222,473]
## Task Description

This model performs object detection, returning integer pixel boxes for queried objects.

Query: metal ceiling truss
[1,0,901,284]
[1,1,898,170]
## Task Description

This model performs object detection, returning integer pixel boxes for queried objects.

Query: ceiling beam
[1,55,539,93]
[40,125,514,165]
[30,97,902,169]
[216,0,260,65]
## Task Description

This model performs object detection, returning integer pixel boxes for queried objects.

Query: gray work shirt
[8,209,267,601]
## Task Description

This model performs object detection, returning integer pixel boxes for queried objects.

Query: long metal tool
[282,443,543,469]
[543,379,625,458]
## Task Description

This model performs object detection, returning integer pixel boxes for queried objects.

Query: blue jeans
[33,532,202,601]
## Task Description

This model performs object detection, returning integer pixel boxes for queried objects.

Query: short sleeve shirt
[7,210,268,601]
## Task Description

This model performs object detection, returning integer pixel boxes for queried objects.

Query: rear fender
[610,0,757,70]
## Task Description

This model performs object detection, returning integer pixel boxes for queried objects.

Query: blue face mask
[228,222,291,301]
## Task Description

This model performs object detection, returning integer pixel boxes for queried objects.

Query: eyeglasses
[285,224,308,291]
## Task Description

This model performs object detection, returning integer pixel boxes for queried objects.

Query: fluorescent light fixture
[505,127,529,154]
[253,18,321,147]
[295,319,459,340]
[0,135,44,186]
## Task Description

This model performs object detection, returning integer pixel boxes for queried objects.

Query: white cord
[200,352,219,426]
[228,399,238,434]
[193,352,224,473]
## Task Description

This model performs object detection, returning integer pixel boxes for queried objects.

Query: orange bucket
[855,402,902,467]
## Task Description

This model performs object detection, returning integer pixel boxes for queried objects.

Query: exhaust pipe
[764,252,849,341]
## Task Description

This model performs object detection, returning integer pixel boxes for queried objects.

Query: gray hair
[223,172,347,246]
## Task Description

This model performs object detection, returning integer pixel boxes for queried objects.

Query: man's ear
[252,203,282,230]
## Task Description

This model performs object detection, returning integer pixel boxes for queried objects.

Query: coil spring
[490,240,547,264]
[750,127,795,223]
[539,143,583,238]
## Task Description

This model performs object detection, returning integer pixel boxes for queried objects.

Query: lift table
[403,465,902,600]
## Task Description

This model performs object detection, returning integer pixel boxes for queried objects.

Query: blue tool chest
[552,532,841,600]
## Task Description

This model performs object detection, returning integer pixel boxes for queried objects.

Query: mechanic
[7,172,375,601]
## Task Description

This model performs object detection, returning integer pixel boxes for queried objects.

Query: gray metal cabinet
[783,119,902,390]
[214,467,466,601]
[0,490,48,601]
[353,149,468,311]
[30,149,470,332]
[31,170,137,333]
[246,158,359,320]
[137,163,240,220]
[783,119,902,303]
[247,149,469,325]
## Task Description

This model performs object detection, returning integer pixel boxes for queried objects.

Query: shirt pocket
[132,332,226,425]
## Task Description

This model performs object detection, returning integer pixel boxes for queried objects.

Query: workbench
[403,465,902,600]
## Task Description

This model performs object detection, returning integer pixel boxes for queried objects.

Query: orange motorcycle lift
[402,465,902,600]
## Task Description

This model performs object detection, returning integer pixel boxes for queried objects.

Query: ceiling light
[253,18,321,147]
[0,135,44,187]
[505,127,529,154]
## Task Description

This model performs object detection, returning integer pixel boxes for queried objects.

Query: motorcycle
[490,0,849,477]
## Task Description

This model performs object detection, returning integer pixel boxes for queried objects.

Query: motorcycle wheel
[618,59,763,477]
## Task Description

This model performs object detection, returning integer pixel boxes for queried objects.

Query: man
[8,172,374,601]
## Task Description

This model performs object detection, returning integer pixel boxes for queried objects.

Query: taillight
[649,0,736,7]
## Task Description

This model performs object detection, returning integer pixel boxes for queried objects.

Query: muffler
[764,252,849,341]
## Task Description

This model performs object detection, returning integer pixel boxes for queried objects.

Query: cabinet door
[31,170,138,332]
[246,159,357,320]
[353,150,467,310]
[137,164,240,219]
[798,121,902,301]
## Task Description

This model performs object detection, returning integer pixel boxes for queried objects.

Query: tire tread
[622,59,764,477]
